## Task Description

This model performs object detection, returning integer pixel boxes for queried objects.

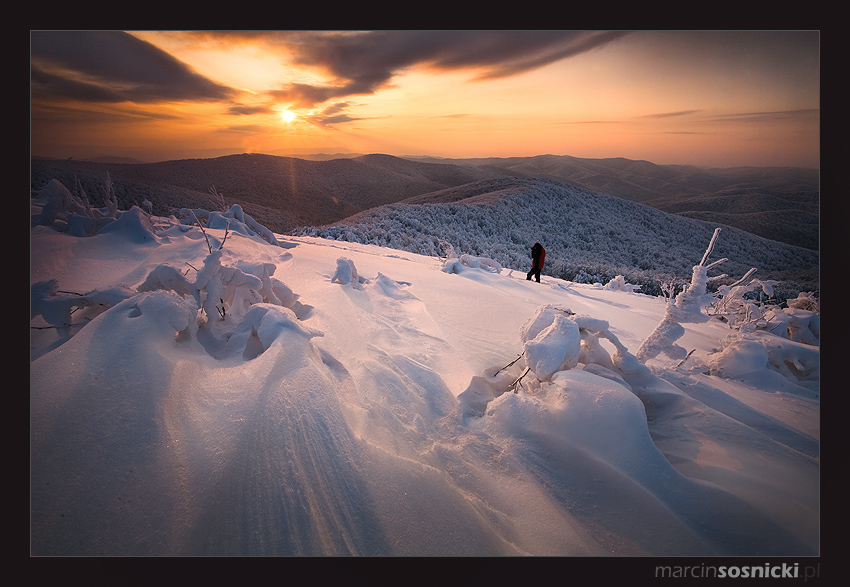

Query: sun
[280,110,296,123]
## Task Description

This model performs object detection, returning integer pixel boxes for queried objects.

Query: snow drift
[30,182,819,557]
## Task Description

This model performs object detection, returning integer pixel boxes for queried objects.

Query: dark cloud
[268,83,343,109]
[30,64,128,103]
[310,114,363,127]
[267,30,633,108]
[30,31,237,104]
[306,101,378,127]
[29,30,635,124]
[227,104,274,116]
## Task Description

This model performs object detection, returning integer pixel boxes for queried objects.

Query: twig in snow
[511,366,531,393]
[190,209,213,254]
[494,351,524,376]
[676,349,696,368]
[219,219,230,250]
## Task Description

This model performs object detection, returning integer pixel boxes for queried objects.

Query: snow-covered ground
[30,182,819,557]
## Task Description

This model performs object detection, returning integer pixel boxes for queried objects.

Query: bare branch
[511,366,531,393]
[218,219,230,250]
[190,209,213,254]
[699,228,721,267]
[494,351,524,377]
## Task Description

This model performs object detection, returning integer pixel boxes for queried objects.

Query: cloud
[639,110,703,119]
[31,31,237,104]
[268,83,344,109]
[305,101,381,127]
[32,30,633,118]
[227,104,275,116]
[265,30,633,108]
[703,109,819,124]
[310,114,363,127]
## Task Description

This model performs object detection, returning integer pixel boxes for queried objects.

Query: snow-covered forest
[30,173,819,558]
[295,177,818,298]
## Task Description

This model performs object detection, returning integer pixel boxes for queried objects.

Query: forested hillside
[295,177,819,298]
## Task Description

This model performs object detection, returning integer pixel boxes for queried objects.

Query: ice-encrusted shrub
[331,257,367,286]
[139,250,306,330]
[32,178,120,234]
[709,271,819,346]
[31,179,300,356]
[179,204,282,247]
[637,228,744,362]
[31,279,137,339]
[603,275,641,293]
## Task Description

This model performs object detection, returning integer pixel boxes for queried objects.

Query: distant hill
[31,152,819,251]
[30,153,501,235]
[409,154,818,202]
[295,177,819,297]
[409,155,819,250]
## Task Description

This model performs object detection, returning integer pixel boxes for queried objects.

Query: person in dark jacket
[526,242,545,282]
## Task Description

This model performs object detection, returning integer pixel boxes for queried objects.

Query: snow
[30,188,819,557]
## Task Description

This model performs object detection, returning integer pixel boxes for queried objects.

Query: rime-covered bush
[32,178,119,233]
[180,204,282,246]
[603,275,641,293]
[515,304,637,385]
[331,257,367,286]
[442,252,502,274]
[31,178,299,358]
[637,229,730,362]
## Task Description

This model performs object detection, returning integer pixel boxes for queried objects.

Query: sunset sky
[30,30,820,168]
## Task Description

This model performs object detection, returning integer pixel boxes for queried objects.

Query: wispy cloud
[702,109,819,124]
[306,101,383,127]
[639,110,703,119]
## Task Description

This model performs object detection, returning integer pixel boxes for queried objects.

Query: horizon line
[30,150,821,171]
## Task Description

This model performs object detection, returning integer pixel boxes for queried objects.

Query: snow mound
[522,310,581,381]
[222,303,322,360]
[331,257,367,286]
[709,331,819,395]
[603,274,641,292]
[95,206,159,243]
[485,368,667,477]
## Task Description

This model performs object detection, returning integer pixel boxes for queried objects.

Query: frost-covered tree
[637,228,745,362]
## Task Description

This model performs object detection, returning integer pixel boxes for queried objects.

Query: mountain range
[30,152,819,252]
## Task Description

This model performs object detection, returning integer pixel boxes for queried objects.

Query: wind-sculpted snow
[30,183,819,557]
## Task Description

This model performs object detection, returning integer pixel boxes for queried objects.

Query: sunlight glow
[32,31,819,167]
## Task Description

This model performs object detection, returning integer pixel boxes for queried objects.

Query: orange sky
[30,30,820,168]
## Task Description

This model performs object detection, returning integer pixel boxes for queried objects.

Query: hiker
[526,242,545,283]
